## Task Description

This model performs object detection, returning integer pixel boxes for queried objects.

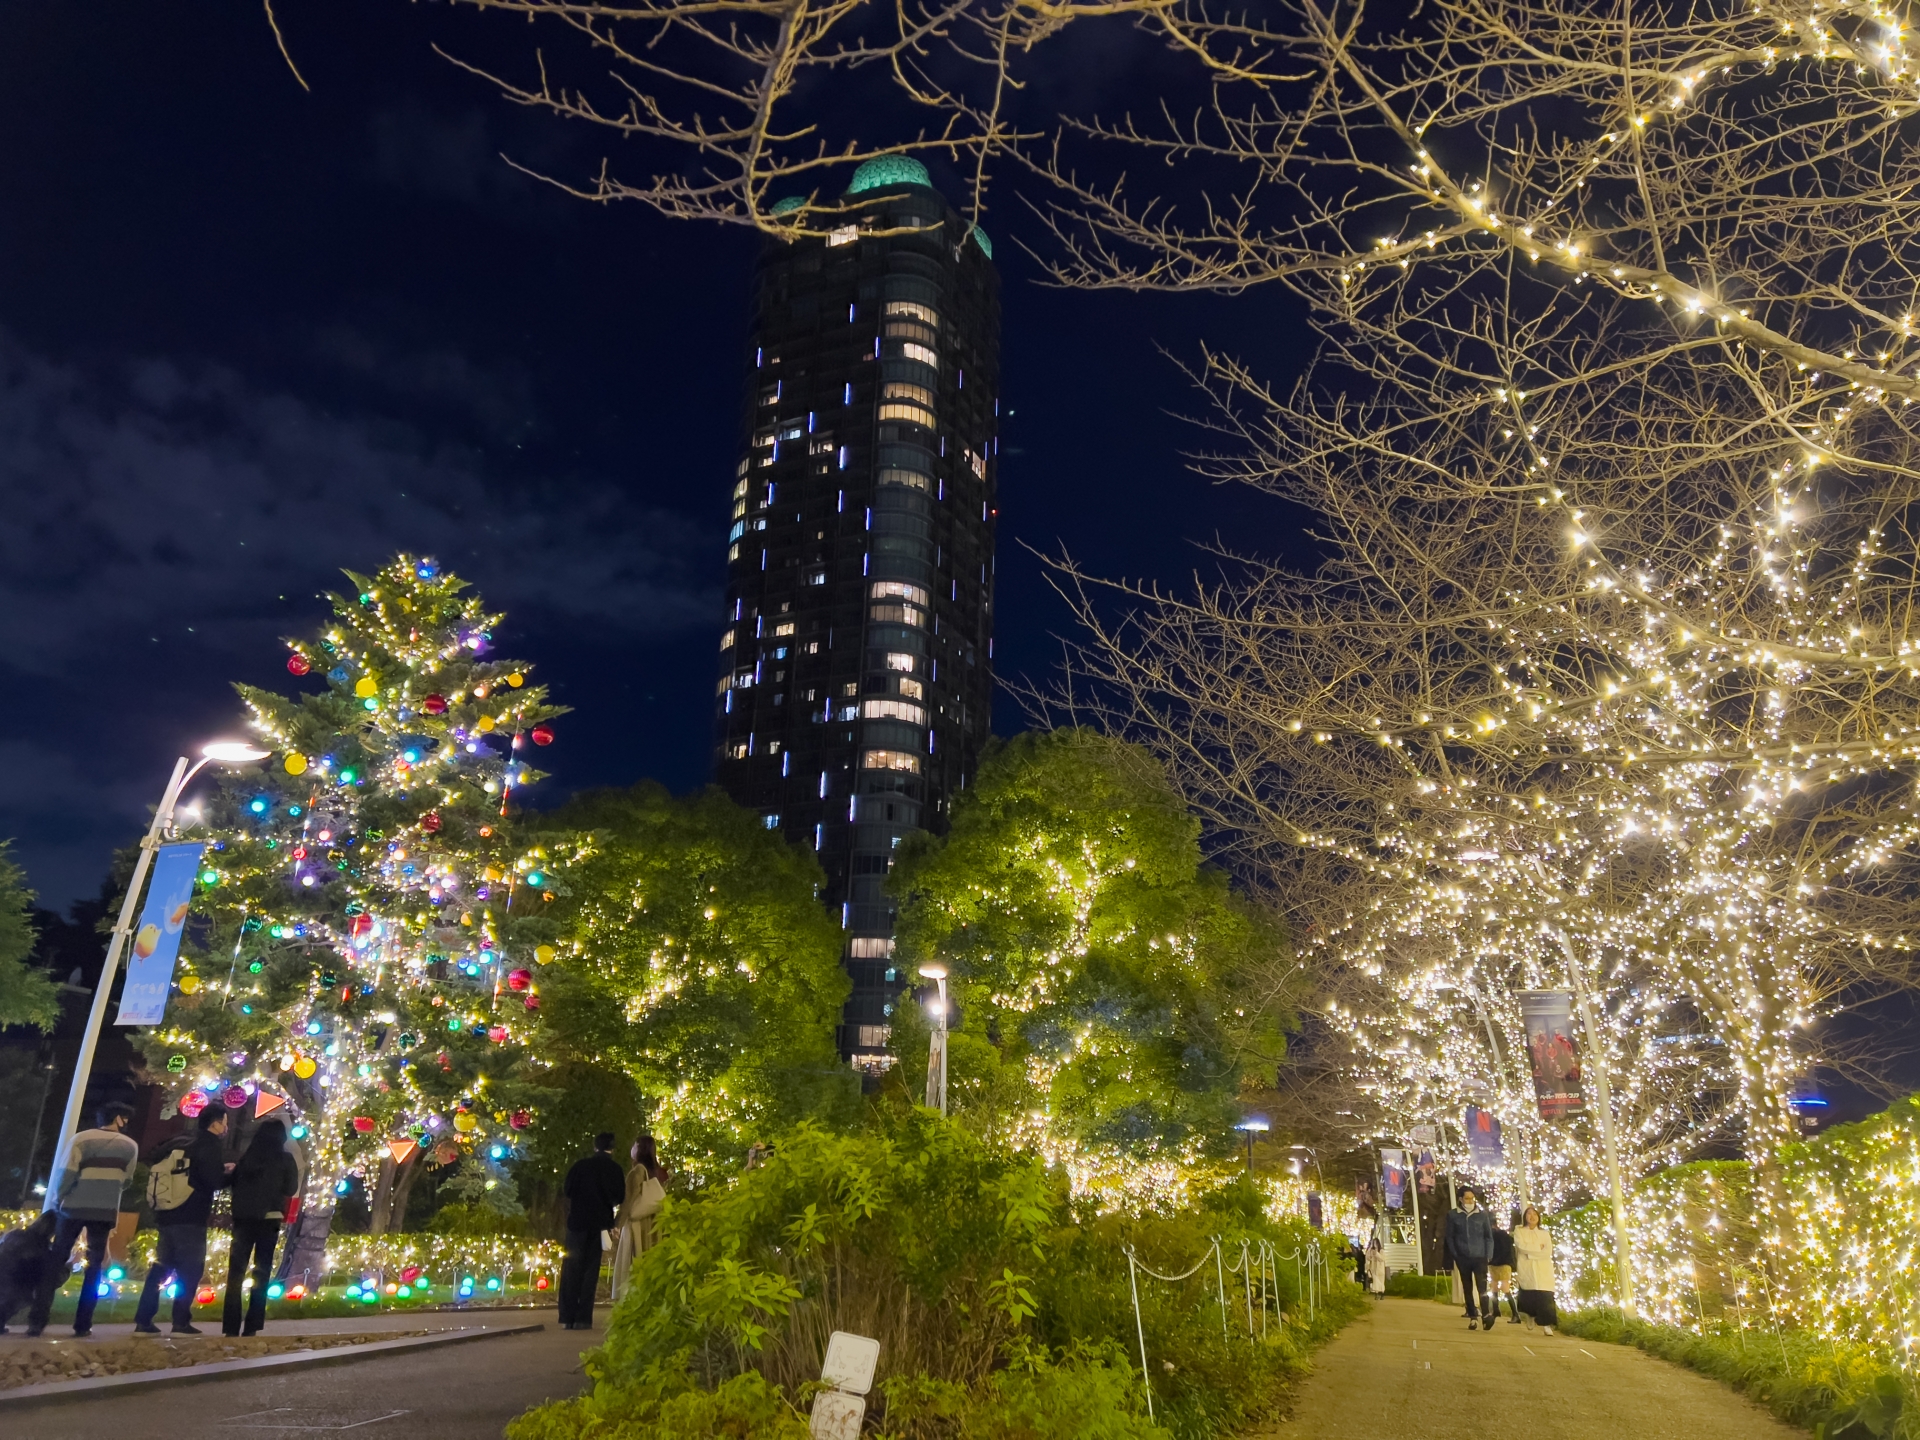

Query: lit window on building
[878,467,929,491]
[828,225,860,246]
[885,301,939,326]
[900,342,938,367]
[898,677,924,700]
[764,813,781,829]
[862,699,927,725]
[883,381,934,407]
[862,749,922,774]
[885,652,916,672]
[849,937,895,958]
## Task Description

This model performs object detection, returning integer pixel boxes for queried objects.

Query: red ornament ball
[421,812,442,833]
[352,1115,375,1133]
[509,1110,530,1130]
[523,994,541,1012]
[530,724,555,746]
[180,1089,209,1119]
[506,968,531,993]
[287,653,311,676]
[422,694,449,715]
[349,914,374,938]
[534,1275,550,1291]
[486,1025,508,1043]
[400,1265,423,1284]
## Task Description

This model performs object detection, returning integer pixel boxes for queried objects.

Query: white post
[44,757,191,1209]
[924,976,948,1116]
[1404,1133,1425,1274]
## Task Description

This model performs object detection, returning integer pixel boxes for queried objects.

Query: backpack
[147,1139,196,1214]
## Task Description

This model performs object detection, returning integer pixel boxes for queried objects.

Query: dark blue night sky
[0,0,1306,908]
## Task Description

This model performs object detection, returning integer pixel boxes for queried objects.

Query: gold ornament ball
[293,1057,318,1079]
[284,753,308,776]
[506,672,525,688]
[354,676,378,698]
[453,1112,478,1133]
[178,974,202,994]
[534,944,556,965]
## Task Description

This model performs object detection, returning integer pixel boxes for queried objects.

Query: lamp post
[918,963,949,1117]
[42,742,267,1207]
[1235,1117,1270,1176]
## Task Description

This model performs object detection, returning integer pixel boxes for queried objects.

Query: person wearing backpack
[26,1101,138,1337]
[222,1119,300,1336]
[132,1108,233,1335]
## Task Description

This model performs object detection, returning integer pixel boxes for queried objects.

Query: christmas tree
[148,555,569,1233]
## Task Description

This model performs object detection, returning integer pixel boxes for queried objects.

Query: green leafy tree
[891,730,1295,1183]
[531,783,852,1179]
[0,845,57,1031]
[151,555,568,1229]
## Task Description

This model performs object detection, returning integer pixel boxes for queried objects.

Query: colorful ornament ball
[506,968,532,992]
[530,724,554,746]
[223,1085,250,1109]
[421,812,442,833]
[352,1116,376,1133]
[422,694,448,715]
[286,653,311,676]
[180,1090,209,1118]
[284,754,308,776]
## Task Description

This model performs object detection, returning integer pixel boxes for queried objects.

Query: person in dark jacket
[1444,1186,1497,1331]
[133,1108,233,1335]
[222,1119,300,1336]
[558,1133,626,1330]
[0,1212,58,1332]
[1489,1214,1519,1322]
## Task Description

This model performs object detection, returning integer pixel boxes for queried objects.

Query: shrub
[510,1113,1365,1440]
[1384,1272,1451,1301]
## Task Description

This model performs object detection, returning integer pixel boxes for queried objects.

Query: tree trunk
[369,1152,422,1235]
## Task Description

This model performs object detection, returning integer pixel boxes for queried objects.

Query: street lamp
[1234,1117,1270,1176]
[918,963,949,1116]
[43,741,268,1206]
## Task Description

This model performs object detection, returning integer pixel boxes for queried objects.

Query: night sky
[0,1,1304,909]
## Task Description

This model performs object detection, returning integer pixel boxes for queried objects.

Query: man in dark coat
[133,1108,233,1335]
[1444,1185,1496,1330]
[558,1133,626,1330]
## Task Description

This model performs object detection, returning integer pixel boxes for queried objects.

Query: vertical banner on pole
[115,842,205,1025]
[1464,1106,1505,1169]
[1307,1191,1323,1229]
[1380,1148,1408,1210]
[1518,991,1587,1118]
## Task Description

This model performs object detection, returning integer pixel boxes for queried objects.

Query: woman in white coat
[610,1135,667,1302]
[1512,1205,1558,1333]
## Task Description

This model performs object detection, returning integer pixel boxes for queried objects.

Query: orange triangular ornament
[387,1138,418,1166]
[254,1090,287,1119]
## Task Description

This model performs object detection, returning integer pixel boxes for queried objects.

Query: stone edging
[0,1321,546,1407]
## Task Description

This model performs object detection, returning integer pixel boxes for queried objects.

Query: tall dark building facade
[713,157,1000,1066]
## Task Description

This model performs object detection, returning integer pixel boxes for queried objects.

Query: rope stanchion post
[1126,1247,1154,1423]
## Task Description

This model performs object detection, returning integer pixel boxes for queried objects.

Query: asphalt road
[4,1320,596,1440]
[1252,1298,1803,1440]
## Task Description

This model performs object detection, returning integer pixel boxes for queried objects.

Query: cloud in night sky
[0,329,716,903]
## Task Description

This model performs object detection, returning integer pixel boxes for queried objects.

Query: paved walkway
[3,1316,597,1439]
[1257,1298,1804,1440]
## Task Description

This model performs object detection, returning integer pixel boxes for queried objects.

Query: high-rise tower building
[713,157,1000,1065]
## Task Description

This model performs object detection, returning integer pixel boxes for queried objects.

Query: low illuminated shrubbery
[506,1111,1363,1440]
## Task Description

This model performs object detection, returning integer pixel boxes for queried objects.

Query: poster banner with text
[1464,1105,1505,1168]
[1518,991,1586,1119]
[115,843,204,1025]
[1415,1148,1437,1193]
[1380,1148,1409,1210]
[1307,1192,1323,1230]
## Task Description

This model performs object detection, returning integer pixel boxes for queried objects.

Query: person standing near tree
[1490,1211,1519,1323]
[1444,1185,1496,1331]
[27,1102,138,1338]
[610,1135,668,1302]
[133,1108,233,1336]
[222,1119,299,1336]
[558,1132,625,1330]
[1514,1205,1559,1334]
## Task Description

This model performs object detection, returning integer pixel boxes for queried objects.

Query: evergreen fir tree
[148,555,570,1231]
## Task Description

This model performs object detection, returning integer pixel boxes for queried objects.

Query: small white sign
[1410,1124,1437,1145]
[809,1388,866,1440]
[821,1330,881,1395]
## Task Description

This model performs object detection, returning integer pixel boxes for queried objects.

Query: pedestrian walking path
[1253,1298,1804,1440]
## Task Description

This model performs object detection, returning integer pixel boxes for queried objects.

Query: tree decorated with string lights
[146,555,571,1231]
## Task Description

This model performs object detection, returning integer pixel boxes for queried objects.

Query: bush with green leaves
[890,730,1296,1186]
[506,1109,1363,1440]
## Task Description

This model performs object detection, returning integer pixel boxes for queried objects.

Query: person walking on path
[1444,1185,1496,1331]
[222,1119,300,1336]
[27,1101,138,1337]
[1490,1214,1519,1323]
[133,1107,234,1336]
[610,1135,668,1303]
[558,1132,626,1330]
[1514,1204,1559,1334]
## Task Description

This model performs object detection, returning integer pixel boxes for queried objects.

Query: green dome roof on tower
[769,195,806,214]
[846,156,932,194]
